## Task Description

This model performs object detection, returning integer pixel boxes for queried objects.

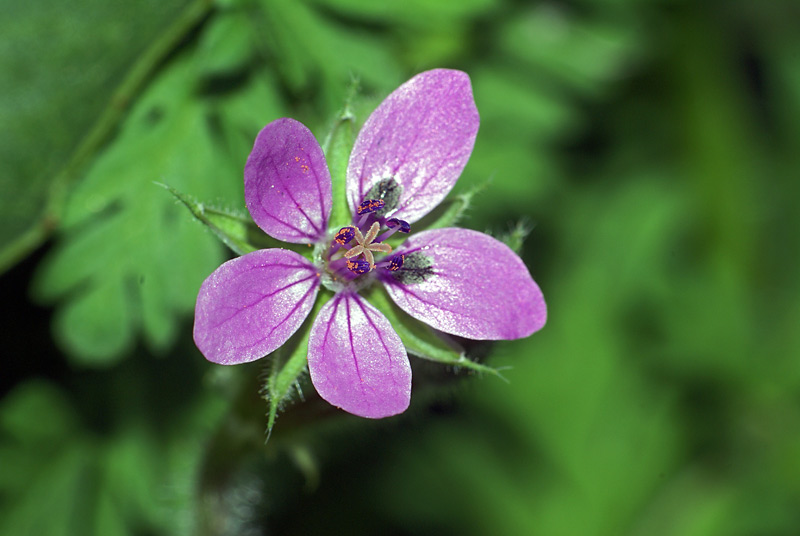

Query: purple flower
[193,69,547,418]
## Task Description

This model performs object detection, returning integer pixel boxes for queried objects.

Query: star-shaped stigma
[342,221,392,272]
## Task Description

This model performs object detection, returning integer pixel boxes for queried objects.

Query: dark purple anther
[386,218,411,233]
[346,258,371,275]
[357,199,385,215]
[376,218,411,243]
[387,254,405,271]
[335,226,356,245]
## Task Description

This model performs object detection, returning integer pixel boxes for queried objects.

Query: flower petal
[308,292,411,418]
[245,118,332,243]
[194,249,320,365]
[384,228,546,339]
[347,69,479,223]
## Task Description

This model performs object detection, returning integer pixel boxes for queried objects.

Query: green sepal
[263,291,331,437]
[415,179,489,231]
[365,284,504,377]
[161,183,305,257]
[322,80,359,231]
[496,220,532,254]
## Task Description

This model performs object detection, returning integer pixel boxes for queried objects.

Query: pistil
[328,201,407,278]
[343,221,392,272]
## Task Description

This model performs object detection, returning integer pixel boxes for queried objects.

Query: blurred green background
[2,0,799,534]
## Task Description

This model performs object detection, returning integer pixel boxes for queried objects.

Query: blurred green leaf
[0,0,203,272]
[0,381,96,536]
[630,469,736,536]
[463,66,576,216]
[0,442,96,536]
[32,53,255,364]
[0,377,227,536]
[257,0,400,111]
[307,0,497,26]
[498,6,640,94]
[473,67,578,141]
[0,379,77,443]
[195,8,255,77]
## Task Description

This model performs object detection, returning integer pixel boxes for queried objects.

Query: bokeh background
[2,0,799,534]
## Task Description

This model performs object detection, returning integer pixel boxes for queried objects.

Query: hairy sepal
[263,293,330,436]
[414,179,488,232]
[322,81,359,231]
[163,183,301,256]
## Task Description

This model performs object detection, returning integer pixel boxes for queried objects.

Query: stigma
[332,220,397,276]
[343,221,392,272]
[327,198,416,278]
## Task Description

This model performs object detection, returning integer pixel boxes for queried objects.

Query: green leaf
[365,284,503,377]
[473,66,577,139]
[33,53,247,364]
[498,11,639,95]
[195,9,255,77]
[306,0,497,26]
[0,0,207,272]
[0,380,75,436]
[256,0,400,111]
[466,138,556,219]
[0,381,94,536]
[264,292,331,435]
[54,277,137,363]
[0,379,214,536]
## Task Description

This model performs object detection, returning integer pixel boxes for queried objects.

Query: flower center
[325,198,410,281]
[344,222,392,270]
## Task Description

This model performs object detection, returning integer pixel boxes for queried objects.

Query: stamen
[377,218,411,243]
[346,258,370,275]
[334,226,356,245]
[329,226,356,256]
[387,254,405,271]
[356,199,385,227]
[386,218,411,233]
[357,199,385,215]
